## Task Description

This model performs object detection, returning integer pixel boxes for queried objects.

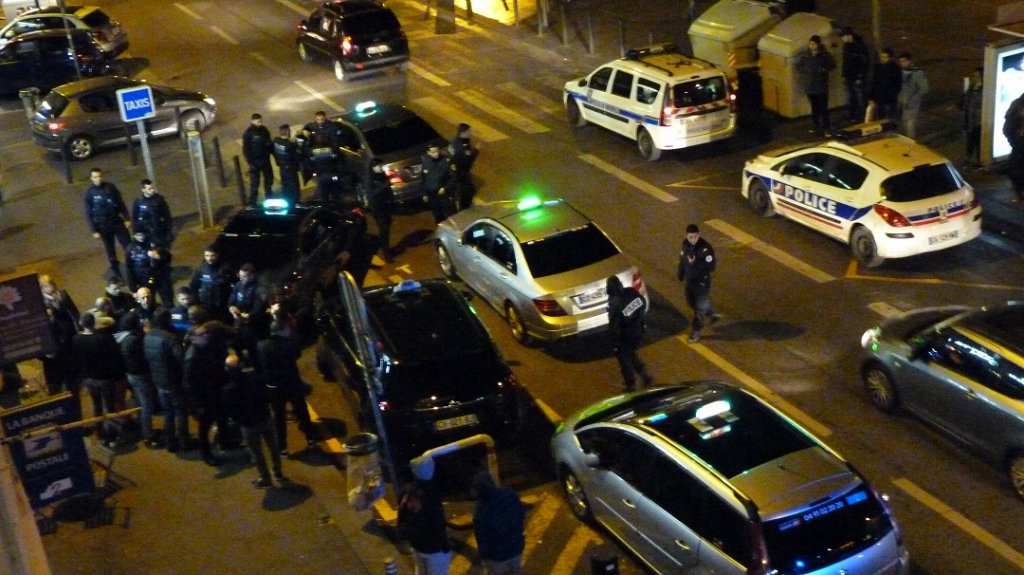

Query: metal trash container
[343,432,384,511]
[19,87,40,119]
[757,11,842,118]
[588,543,619,574]
[688,0,781,78]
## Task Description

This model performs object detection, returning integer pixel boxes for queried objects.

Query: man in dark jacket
[367,157,395,261]
[677,223,721,343]
[607,275,652,392]
[868,47,902,121]
[117,316,158,447]
[257,317,315,455]
[184,319,238,466]
[189,246,233,321]
[242,113,273,206]
[132,179,173,248]
[272,124,302,206]
[420,144,455,224]
[473,470,525,575]
[124,231,174,308]
[144,309,188,452]
[228,263,268,362]
[398,456,452,574]
[224,353,284,488]
[83,167,131,277]
[448,123,479,211]
[72,312,125,446]
[841,27,870,123]
[796,35,836,134]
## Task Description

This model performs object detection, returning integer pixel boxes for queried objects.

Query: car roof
[612,45,722,80]
[336,102,417,130]
[470,199,595,244]
[18,5,92,17]
[52,76,138,96]
[12,28,94,41]
[320,0,390,16]
[829,133,948,173]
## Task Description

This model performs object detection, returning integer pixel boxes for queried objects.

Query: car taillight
[631,271,643,292]
[660,105,676,126]
[92,30,108,43]
[533,298,567,317]
[497,373,518,391]
[384,167,404,185]
[729,91,737,113]
[377,400,391,412]
[340,35,354,55]
[45,119,66,133]
[873,203,911,227]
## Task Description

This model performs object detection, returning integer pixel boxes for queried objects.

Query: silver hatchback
[0,6,129,56]
[434,198,646,345]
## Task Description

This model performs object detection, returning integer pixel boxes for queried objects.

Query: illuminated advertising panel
[984,41,1024,162]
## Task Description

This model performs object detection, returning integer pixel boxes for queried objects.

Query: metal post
[213,136,227,188]
[465,0,473,23]
[537,0,546,35]
[136,119,156,184]
[383,556,397,575]
[233,155,246,206]
[125,124,137,166]
[513,0,519,26]
[60,133,73,185]
[560,2,568,46]
[586,13,594,54]
[187,131,213,228]
[618,20,626,57]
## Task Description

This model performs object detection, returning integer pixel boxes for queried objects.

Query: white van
[564,43,737,161]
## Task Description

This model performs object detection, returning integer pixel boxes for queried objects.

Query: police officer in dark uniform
[189,246,233,321]
[132,179,173,247]
[228,263,268,363]
[420,144,454,223]
[677,223,721,343]
[242,113,273,206]
[83,168,131,278]
[272,124,302,206]
[367,157,395,262]
[449,123,479,211]
[302,111,350,203]
[606,275,652,391]
[125,231,174,309]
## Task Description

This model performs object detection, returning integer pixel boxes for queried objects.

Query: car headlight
[203,97,216,107]
[860,326,881,350]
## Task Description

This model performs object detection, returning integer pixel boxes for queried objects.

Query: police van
[563,43,736,161]
[741,121,983,267]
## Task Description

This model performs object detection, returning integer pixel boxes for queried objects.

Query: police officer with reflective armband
[607,275,652,392]
[420,144,454,223]
[272,124,302,205]
[677,223,721,343]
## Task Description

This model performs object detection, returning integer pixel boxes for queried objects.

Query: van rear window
[671,77,726,107]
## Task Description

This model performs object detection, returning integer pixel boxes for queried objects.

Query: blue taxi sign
[116,84,156,123]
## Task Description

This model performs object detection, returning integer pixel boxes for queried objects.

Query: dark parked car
[31,76,217,160]
[0,5,129,56]
[296,0,409,81]
[0,29,111,95]
[316,278,520,459]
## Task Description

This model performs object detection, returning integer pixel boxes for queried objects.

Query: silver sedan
[434,198,646,345]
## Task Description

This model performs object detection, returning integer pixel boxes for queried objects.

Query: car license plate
[366,44,391,55]
[434,414,478,431]
[928,230,959,245]
[574,287,606,306]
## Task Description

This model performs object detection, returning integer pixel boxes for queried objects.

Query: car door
[819,155,870,240]
[772,152,836,235]
[603,69,638,138]
[76,88,125,147]
[485,229,525,312]
[628,448,705,573]
[582,66,615,131]
[576,427,653,550]
[144,88,180,136]
[457,222,497,302]
[311,12,336,60]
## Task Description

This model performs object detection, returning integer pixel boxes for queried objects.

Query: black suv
[316,279,519,458]
[0,29,111,95]
[296,0,409,81]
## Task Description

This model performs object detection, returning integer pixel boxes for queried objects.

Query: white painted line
[868,301,903,318]
[455,89,549,133]
[412,96,508,142]
[704,218,835,283]
[250,52,289,76]
[209,25,239,45]
[577,154,677,203]
[551,524,604,575]
[522,494,563,563]
[497,82,562,117]
[893,477,1024,571]
[681,336,833,437]
[292,80,346,113]
[408,62,451,87]
[274,0,309,16]
[173,2,202,20]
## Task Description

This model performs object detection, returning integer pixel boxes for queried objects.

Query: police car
[741,122,982,267]
[563,43,735,161]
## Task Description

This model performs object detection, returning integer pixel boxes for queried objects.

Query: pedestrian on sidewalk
[1003,91,1024,202]
[189,246,234,322]
[257,315,315,456]
[144,309,188,453]
[272,124,302,206]
[960,67,984,168]
[116,313,158,447]
[607,275,652,392]
[678,223,721,343]
[184,318,237,466]
[399,456,452,575]
[841,27,870,125]
[472,470,525,575]
[797,35,836,135]
[39,274,80,396]
[243,113,274,206]
[448,123,479,211]
[897,52,929,139]
[132,179,173,248]
[224,352,284,488]
[420,144,455,224]
[83,167,131,278]
[72,311,125,446]
[867,47,902,122]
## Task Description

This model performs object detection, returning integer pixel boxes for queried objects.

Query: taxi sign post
[115,85,157,183]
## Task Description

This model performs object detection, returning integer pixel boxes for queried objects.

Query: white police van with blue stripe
[564,43,736,161]
[741,121,983,267]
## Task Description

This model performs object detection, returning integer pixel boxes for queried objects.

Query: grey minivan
[551,382,909,575]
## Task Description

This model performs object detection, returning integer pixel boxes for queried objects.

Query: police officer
[189,246,233,321]
[125,231,174,308]
[132,179,173,247]
[272,124,302,206]
[228,263,268,362]
[242,113,273,206]
[607,275,652,391]
[420,144,454,223]
[449,123,479,211]
[677,223,721,343]
[302,111,349,203]
[83,168,131,278]
[367,157,395,262]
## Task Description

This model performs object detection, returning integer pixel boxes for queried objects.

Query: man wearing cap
[242,113,274,206]
[399,456,452,575]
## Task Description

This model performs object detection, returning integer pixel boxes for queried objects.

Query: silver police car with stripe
[741,122,982,267]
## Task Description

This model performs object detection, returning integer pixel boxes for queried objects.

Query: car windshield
[36,92,69,118]
[520,223,620,279]
[362,116,440,155]
[80,10,112,28]
[881,163,962,202]
[217,212,303,270]
[762,486,894,574]
[671,76,727,107]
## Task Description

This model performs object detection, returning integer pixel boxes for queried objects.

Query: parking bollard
[383,556,397,574]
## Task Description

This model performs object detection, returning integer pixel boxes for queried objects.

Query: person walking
[606,275,652,392]
[448,123,479,211]
[223,352,285,488]
[797,35,836,135]
[840,27,870,124]
[189,246,234,321]
[39,274,80,396]
[868,47,902,122]
[257,317,315,455]
[242,113,274,206]
[472,470,525,575]
[367,157,395,262]
[83,167,131,278]
[420,144,455,224]
[677,223,721,343]
[897,52,929,139]
[1003,91,1024,202]
[398,456,452,575]
[961,67,984,168]
[132,179,173,247]
[272,124,302,206]
[144,308,189,452]
[72,312,125,447]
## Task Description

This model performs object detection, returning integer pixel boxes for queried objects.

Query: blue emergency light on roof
[392,279,422,294]
[262,198,290,215]
[355,100,377,117]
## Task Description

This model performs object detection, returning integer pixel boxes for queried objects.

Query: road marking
[523,493,563,564]
[387,274,405,283]
[681,336,833,437]
[552,524,604,575]
[535,398,562,424]
[305,404,344,454]
[844,259,1024,290]
[497,81,563,117]
[455,89,549,133]
[868,301,903,318]
[667,175,738,190]
[576,154,677,203]
[408,62,451,87]
[173,2,202,19]
[395,264,412,274]
[209,26,239,45]
[274,0,309,16]
[893,477,1024,571]
[705,218,835,283]
[250,52,289,76]
[293,80,346,113]
[412,96,508,142]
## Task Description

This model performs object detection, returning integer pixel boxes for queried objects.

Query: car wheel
[180,110,206,132]
[436,242,457,279]
[566,99,586,127]
[561,468,593,522]
[748,180,774,217]
[637,129,662,161]
[298,43,313,63]
[66,135,93,161]
[334,59,348,82]
[862,362,899,412]
[1009,455,1024,500]
[850,226,885,268]
[506,302,533,346]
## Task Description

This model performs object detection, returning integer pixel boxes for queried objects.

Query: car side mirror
[907,336,932,362]
[583,452,600,468]
[578,78,588,88]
